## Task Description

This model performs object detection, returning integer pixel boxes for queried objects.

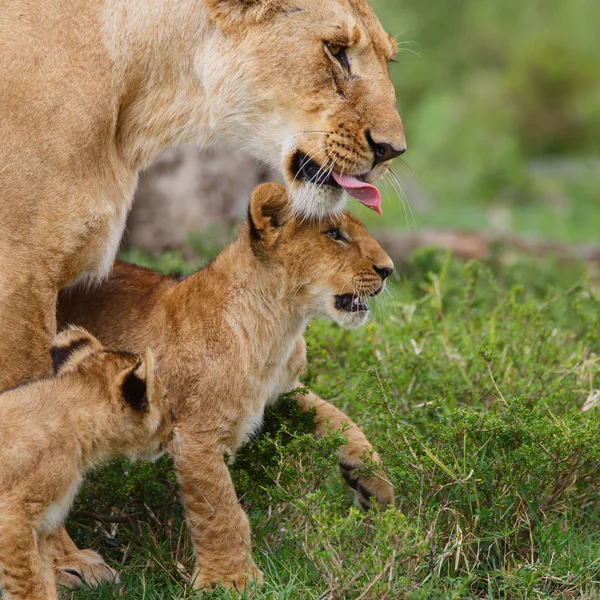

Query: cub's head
[51,328,175,460]
[247,183,393,328]
[203,0,405,218]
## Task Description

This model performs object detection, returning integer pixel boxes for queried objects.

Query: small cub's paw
[340,461,395,511]
[193,563,264,591]
[55,549,120,589]
[55,567,85,590]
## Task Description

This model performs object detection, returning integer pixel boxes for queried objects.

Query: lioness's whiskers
[389,168,415,228]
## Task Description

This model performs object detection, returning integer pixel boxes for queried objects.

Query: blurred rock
[375,229,600,270]
[123,144,279,254]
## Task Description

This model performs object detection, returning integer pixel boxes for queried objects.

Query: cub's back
[58,262,175,352]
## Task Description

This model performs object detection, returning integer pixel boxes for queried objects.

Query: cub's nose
[373,265,394,280]
[366,132,406,167]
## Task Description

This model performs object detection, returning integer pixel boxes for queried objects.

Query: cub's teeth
[353,297,360,306]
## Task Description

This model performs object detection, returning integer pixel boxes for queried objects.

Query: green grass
[66,249,600,599]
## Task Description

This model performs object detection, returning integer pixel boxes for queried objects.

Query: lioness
[1,0,404,583]
[58,182,395,589]
[0,0,404,389]
[0,328,175,600]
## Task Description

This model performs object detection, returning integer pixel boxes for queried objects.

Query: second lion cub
[58,183,395,590]
[0,328,174,600]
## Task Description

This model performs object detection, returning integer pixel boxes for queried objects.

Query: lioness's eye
[325,228,347,242]
[326,43,350,72]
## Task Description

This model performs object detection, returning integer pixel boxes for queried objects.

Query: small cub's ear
[203,0,287,31]
[50,327,104,375]
[120,349,155,413]
[248,183,291,249]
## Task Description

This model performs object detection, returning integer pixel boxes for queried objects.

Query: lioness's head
[246,183,393,328]
[203,0,405,218]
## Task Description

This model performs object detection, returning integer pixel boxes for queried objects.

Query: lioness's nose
[373,265,394,280]
[366,131,406,166]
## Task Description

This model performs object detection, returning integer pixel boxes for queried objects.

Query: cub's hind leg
[0,512,57,600]
[294,389,395,511]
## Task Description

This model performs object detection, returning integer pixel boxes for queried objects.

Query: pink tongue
[332,172,382,215]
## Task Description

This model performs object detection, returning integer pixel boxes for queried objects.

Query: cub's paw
[193,563,264,591]
[339,461,395,511]
[55,549,120,589]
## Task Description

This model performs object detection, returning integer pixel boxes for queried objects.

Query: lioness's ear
[248,183,291,248]
[203,0,286,31]
[120,350,155,413]
[50,327,104,375]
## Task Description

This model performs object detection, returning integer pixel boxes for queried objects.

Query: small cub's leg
[0,513,55,600]
[174,429,263,591]
[38,533,58,599]
[295,389,395,510]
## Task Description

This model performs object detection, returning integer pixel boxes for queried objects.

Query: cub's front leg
[281,338,395,510]
[295,390,395,511]
[0,512,57,600]
[173,425,263,590]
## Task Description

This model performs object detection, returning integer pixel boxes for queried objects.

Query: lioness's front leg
[294,389,395,511]
[0,269,56,390]
[174,426,263,590]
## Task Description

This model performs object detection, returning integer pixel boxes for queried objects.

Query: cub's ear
[119,349,155,413]
[248,183,291,249]
[50,327,104,375]
[203,0,288,31]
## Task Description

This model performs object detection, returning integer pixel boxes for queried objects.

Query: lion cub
[0,328,174,600]
[58,183,395,590]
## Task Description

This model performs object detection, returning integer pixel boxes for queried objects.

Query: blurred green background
[360,0,599,243]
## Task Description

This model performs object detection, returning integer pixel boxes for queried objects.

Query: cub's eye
[326,43,350,72]
[325,228,347,242]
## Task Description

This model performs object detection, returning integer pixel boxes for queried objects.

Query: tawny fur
[58,183,395,590]
[0,329,174,600]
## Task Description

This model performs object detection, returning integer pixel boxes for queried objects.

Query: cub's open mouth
[335,294,369,313]
[291,151,382,214]
[335,284,385,313]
